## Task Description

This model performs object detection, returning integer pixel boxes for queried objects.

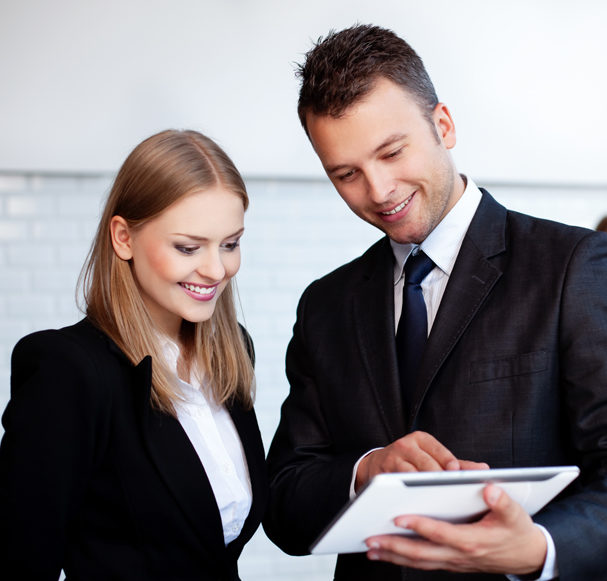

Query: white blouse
[160,338,252,545]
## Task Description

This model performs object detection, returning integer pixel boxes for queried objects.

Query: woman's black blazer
[0,318,268,581]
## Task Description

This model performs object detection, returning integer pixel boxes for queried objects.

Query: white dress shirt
[159,337,252,546]
[352,177,557,580]
[390,175,482,333]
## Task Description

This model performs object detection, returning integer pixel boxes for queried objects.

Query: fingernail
[487,486,501,505]
[368,551,379,560]
[395,517,409,528]
[367,541,380,549]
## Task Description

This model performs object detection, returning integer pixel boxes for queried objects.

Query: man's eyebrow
[373,133,408,154]
[325,162,351,174]
[324,134,408,174]
[171,227,245,241]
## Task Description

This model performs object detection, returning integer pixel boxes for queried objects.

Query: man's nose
[366,167,395,204]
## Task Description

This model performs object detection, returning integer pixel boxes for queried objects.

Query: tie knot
[404,251,434,285]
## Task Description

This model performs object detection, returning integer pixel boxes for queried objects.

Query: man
[264,24,607,580]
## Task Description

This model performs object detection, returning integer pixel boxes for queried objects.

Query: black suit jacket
[0,318,268,581]
[264,191,607,580]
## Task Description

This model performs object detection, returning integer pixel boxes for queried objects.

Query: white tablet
[310,465,579,555]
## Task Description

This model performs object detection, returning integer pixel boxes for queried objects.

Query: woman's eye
[175,245,199,255]
[222,240,241,251]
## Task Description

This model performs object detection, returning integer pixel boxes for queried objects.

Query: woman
[0,130,267,580]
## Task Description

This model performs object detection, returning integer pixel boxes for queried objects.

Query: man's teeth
[183,283,214,295]
[382,197,411,215]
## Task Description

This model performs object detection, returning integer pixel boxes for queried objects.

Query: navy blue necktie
[396,251,435,410]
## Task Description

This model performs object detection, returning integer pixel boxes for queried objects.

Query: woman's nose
[196,249,226,282]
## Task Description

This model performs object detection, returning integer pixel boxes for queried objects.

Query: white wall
[1,0,606,183]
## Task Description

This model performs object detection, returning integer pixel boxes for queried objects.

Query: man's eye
[337,169,357,181]
[386,148,403,159]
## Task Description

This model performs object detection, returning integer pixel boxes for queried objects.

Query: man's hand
[355,431,489,491]
[365,484,547,576]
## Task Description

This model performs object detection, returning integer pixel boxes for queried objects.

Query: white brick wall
[0,172,606,579]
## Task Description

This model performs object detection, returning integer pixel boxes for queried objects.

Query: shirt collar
[390,175,483,283]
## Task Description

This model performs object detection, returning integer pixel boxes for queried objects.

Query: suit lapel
[351,238,406,439]
[133,357,227,559]
[409,191,508,427]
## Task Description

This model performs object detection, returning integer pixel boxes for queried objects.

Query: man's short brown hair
[297,24,439,135]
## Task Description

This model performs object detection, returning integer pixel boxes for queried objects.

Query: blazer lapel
[408,191,507,427]
[351,238,406,439]
[226,403,268,555]
[133,357,227,559]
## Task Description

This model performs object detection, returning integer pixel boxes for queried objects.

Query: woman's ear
[110,216,134,260]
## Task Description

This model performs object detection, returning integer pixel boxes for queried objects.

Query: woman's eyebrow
[171,227,245,241]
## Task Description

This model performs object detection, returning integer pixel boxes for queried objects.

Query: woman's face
[111,186,245,340]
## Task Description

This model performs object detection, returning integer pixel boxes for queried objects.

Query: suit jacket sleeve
[0,330,112,580]
[263,285,363,555]
[532,230,607,580]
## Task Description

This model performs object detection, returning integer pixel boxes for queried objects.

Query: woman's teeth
[182,283,214,295]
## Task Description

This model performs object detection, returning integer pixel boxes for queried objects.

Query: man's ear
[432,102,457,149]
[110,216,134,260]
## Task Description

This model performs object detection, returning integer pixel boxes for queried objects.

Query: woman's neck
[176,354,191,384]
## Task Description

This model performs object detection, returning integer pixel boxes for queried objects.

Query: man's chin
[384,226,427,246]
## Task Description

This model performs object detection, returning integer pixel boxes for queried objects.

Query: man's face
[306,78,464,244]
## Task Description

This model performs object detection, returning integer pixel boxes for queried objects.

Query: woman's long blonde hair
[79,129,254,414]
